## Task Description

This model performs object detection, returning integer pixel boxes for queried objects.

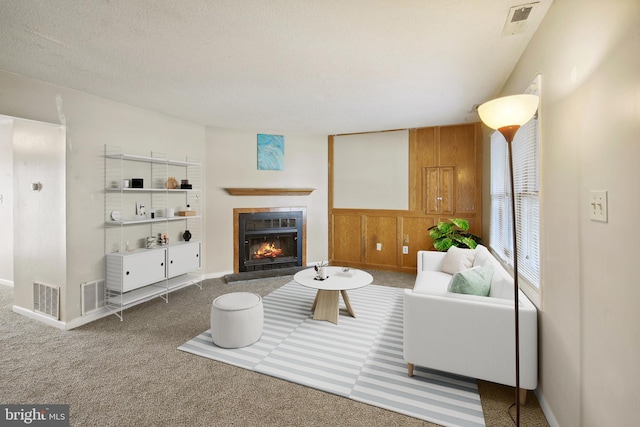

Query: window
[489,79,540,290]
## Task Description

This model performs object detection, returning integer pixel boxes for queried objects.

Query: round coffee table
[293,266,373,324]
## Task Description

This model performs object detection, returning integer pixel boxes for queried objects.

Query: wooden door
[423,166,455,215]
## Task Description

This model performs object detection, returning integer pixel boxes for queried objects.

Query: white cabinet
[104,145,203,320]
[106,248,167,293]
[167,242,201,278]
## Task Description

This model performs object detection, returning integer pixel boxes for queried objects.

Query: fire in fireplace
[238,211,303,272]
[253,241,284,259]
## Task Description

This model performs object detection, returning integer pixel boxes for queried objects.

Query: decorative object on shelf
[166,208,175,217]
[131,178,143,188]
[180,179,192,189]
[183,229,192,242]
[257,134,284,170]
[478,93,539,427]
[166,176,179,189]
[314,261,328,280]
[178,210,196,216]
[428,218,482,252]
[110,210,121,221]
[122,179,130,188]
[146,236,157,249]
[136,201,146,216]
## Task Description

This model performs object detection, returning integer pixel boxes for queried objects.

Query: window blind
[490,114,540,288]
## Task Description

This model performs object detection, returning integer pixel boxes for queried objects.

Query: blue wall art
[257,134,284,170]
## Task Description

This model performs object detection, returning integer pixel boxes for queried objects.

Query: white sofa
[403,245,538,396]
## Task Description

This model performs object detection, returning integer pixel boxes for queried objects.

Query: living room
[1,1,639,426]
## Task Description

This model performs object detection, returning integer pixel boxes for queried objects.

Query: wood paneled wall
[329,123,482,274]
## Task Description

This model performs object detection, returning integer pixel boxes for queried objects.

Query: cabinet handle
[436,196,443,201]
[126,271,130,275]
[170,260,173,264]
[196,254,199,258]
[161,262,164,267]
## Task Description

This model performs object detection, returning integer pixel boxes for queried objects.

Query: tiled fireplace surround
[233,207,307,274]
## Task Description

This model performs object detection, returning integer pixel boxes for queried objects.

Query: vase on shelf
[183,229,192,242]
[165,176,178,189]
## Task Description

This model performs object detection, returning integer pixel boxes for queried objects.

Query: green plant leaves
[450,218,469,231]
[427,218,481,251]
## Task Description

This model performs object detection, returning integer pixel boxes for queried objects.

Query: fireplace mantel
[225,188,315,196]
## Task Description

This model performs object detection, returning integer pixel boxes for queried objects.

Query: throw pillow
[441,246,476,275]
[447,265,494,297]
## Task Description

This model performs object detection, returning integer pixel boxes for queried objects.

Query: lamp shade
[477,94,539,130]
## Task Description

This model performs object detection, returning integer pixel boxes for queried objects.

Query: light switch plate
[589,190,608,222]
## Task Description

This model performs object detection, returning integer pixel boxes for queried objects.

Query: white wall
[205,127,328,275]
[0,118,13,286]
[333,130,409,210]
[498,0,640,425]
[0,69,206,322]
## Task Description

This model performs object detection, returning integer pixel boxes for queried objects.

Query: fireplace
[238,210,304,272]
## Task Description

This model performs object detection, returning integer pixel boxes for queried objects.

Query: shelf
[106,215,201,226]
[105,188,200,193]
[105,153,200,167]
[224,188,315,196]
[105,274,201,308]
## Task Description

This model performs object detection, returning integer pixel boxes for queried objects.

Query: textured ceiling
[0,0,552,135]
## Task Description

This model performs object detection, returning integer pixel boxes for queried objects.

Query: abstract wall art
[257,134,284,170]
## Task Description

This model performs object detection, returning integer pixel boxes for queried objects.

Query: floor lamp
[477,94,539,427]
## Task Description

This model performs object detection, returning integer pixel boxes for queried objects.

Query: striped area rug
[178,281,485,427]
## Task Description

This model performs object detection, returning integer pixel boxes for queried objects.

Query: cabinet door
[107,249,166,292]
[424,167,455,214]
[122,250,166,292]
[167,242,201,278]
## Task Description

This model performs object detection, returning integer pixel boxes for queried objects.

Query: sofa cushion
[473,245,514,300]
[447,265,494,297]
[413,271,452,295]
[441,246,476,275]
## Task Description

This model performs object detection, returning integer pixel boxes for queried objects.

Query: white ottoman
[210,292,263,348]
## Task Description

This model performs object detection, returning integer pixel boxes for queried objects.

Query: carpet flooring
[180,281,485,427]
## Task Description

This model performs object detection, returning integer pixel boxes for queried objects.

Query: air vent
[502,2,538,36]
[33,281,60,320]
[81,279,106,315]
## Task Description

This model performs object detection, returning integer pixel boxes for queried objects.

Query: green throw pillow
[447,265,494,297]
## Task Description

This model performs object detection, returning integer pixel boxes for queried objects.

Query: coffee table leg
[313,290,339,324]
[341,290,357,318]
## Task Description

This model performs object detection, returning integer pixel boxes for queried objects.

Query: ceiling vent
[502,2,538,36]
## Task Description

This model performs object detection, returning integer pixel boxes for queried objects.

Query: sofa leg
[407,363,414,377]
[518,388,528,405]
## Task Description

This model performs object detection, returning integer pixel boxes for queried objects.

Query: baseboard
[65,307,114,330]
[202,271,231,280]
[12,305,66,330]
[12,305,117,330]
[535,389,560,427]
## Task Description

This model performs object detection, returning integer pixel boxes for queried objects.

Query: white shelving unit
[104,145,203,320]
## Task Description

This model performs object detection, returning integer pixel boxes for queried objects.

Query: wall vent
[81,279,105,315]
[502,2,538,36]
[33,281,60,320]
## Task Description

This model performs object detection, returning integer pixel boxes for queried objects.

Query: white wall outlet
[589,190,608,222]
[376,243,382,251]
[402,245,409,254]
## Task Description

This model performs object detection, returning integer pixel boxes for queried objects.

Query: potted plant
[428,218,482,251]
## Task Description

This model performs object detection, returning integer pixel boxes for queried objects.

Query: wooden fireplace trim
[225,188,315,196]
[233,207,307,274]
